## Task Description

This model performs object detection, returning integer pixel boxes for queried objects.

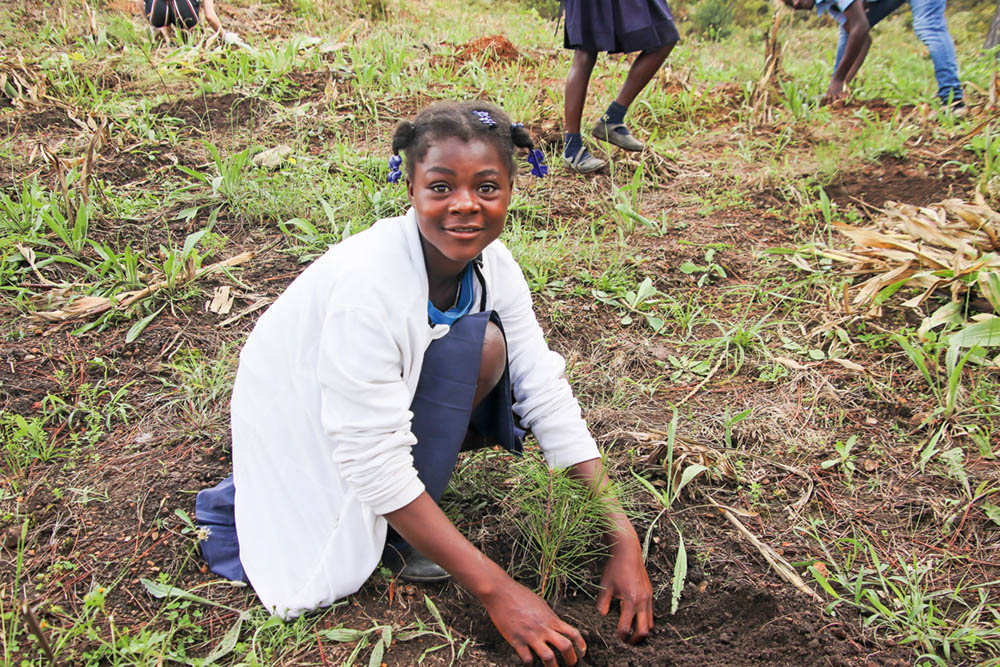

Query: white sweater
[230,208,600,618]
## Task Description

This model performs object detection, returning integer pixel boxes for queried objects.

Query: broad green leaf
[671,463,708,503]
[424,595,449,634]
[182,229,208,256]
[918,424,947,471]
[367,638,385,667]
[645,314,665,333]
[678,261,699,274]
[636,277,656,302]
[323,628,368,642]
[631,470,668,508]
[983,503,1000,527]
[126,306,165,344]
[807,565,839,599]
[949,316,1000,348]
[140,578,233,610]
[202,611,247,665]
[978,270,1000,312]
[670,525,687,614]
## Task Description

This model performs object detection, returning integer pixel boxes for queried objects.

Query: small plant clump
[506,453,618,601]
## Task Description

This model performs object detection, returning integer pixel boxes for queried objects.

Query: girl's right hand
[481,579,587,666]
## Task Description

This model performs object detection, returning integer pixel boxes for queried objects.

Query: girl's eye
[430,183,450,193]
[479,183,498,193]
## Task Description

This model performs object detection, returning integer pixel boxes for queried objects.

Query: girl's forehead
[421,137,504,163]
[417,137,511,177]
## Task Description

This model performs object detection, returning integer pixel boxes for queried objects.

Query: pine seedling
[507,453,619,601]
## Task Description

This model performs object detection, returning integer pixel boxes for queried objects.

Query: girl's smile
[407,137,513,282]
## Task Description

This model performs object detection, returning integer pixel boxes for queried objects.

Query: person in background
[144,0,221,38]
[783,0,964,113]
[561,1,680,174]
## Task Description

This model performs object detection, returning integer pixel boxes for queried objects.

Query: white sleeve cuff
[367,475,426,516]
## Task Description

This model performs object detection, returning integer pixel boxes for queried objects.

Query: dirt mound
[453,35,522,67]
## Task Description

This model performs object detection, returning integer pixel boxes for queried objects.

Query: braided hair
[391,101,535,181]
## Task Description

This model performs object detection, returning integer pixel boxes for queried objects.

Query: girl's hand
[481,579,586,666]
[596,539,654,644]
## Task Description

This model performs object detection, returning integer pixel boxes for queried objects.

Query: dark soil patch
[845,98,916,121]
[151,93,270,134]
[824,155,968,210]
[3,107,78,134]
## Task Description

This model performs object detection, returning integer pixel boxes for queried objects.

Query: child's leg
[592,43,675,151]
[613,42,675,111]
[173,0,201,29]
[833,0,906,75]
[908,0,962,104]
[563,50,606,171]
[145,0,171,27]
[565,49,598,135]
[404,318,507,505]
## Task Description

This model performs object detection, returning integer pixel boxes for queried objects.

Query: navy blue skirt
[195,311,523,583]
[564,0,679,54]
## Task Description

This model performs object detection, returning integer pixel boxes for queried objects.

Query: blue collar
[427,263,476,326]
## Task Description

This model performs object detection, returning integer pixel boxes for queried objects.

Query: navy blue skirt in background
[564,0,679,54]
[195,311,523,583]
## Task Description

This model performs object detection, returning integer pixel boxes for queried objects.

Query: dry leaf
[252,144,292,169]
[207,286,235,315]
[828,357,865,372]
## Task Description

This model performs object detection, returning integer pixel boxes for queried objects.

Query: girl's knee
[573,50,599,69]
[476,322,507,404]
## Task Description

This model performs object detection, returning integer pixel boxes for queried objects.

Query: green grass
[2,0,1000,663]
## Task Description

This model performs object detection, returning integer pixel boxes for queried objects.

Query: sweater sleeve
[492,250,601,469]
[316,306,425,516]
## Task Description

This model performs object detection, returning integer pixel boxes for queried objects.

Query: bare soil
[1,7,996,664]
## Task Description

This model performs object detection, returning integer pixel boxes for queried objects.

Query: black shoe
[383,545,451,583]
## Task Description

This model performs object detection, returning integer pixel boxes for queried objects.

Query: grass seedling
[894,335,982,469]
[804,527,1000,662]
[1,414,59,486]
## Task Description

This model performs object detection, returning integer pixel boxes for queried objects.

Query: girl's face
[407,136,512,279]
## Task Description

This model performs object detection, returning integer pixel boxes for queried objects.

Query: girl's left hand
[596,540,654,644]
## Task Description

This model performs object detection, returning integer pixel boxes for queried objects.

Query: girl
[196,101,653,666]
[144,0,221,36]
[562,1,680,174]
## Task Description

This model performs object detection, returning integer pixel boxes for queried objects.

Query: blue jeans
[835,0,962,104]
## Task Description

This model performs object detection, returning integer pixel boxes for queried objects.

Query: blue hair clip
[473,110,496,127]
[387,154,402,183]
[511,122,523,129]
[526,149,548,178]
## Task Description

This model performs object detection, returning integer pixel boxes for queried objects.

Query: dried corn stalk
[799,195,1000,314]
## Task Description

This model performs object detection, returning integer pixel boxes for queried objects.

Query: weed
[156,345,237,441]
[1,414,58,484]
[804,527,1000,662]
[632,410,703,613]
[821,434,858,484]
[679,245,729,287]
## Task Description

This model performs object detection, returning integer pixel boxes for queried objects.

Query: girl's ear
[406,176,415,202]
